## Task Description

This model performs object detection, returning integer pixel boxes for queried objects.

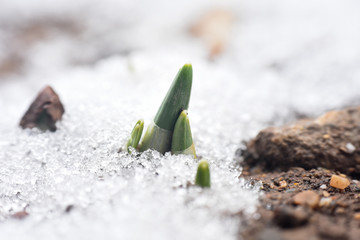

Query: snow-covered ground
[1,0,360,239]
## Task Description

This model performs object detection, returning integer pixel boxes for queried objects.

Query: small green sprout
[139,64,193,153]
[195,160,211,188]
[125,119,144,153]
[171,110,196,158]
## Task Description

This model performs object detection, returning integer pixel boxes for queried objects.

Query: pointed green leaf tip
[171,110,196,158]
[139,64,193,153]
[195,160,211,188]
[154,64,193,131]
[125,119,144,153]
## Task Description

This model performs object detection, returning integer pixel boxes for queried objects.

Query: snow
[1,0,360,239]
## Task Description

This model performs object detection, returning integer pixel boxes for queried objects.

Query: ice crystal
[1,0,360,239]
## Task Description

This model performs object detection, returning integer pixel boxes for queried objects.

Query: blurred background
[1,0,359,82]
[1,0,360,239]
[2,0,360,118]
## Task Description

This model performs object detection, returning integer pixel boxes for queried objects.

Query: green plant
[171,110,196,158]
[195,160,211,188]
[125,119,144,153]
[124,64,196,157]
[139,64,193,154]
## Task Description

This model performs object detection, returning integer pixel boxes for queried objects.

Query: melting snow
[1,0,360,239]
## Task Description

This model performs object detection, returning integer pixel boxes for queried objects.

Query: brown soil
[239,167,360,240]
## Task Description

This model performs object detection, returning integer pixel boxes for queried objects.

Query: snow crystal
[1,0,360,239]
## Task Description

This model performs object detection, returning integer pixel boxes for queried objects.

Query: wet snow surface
[1,0,360,239]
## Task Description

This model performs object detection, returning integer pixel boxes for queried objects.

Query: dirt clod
[241,106,360,176]
[273,205,309,228]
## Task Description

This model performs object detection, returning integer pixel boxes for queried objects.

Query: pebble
[346,143,356,154]
[279,180,287,188]
[285,188,297,193]
[320,184,327,190]
[354,213,360,220]
[322,191,330,197]
[322,134,330,139]
[319,197,332,207]
[12,211,29,219]
[336,200,348,208]
[330,175,350,190]
[65,205,74,213]
[335,207,345,215]
[293,190,320,208]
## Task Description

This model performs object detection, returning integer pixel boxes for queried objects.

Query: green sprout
[195,160,211,188]
[171,110,196,158]
[125,119,144,153]
[139,64,193,153]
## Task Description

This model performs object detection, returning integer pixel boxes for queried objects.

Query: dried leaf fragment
[19,86,65,132]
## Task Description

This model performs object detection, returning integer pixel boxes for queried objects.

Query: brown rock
[293,190,320,208]
[19,86,64,132]
[330,175,350,190]
[241,106,360,176]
